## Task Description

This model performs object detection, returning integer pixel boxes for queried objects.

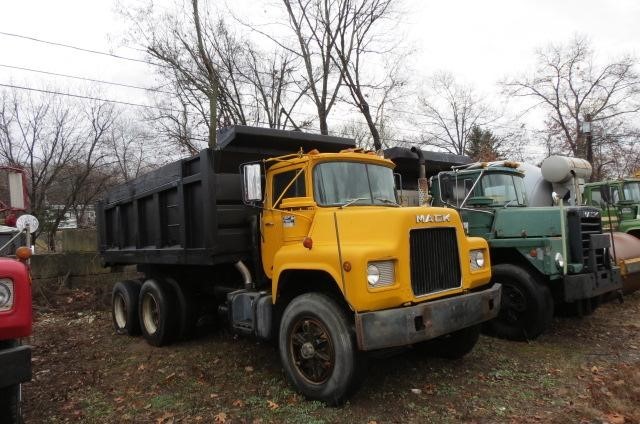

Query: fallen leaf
[210,393,219,399]
[267,400,279,410]
[605,413,625,424]
[138,364,146,371]
[591,366,599,373]
[165,372,176,381]
[214,412,228,423]
[232,399,245,407]
[114,396,124,403]
[245,366,254,372]
[410,388,422,395]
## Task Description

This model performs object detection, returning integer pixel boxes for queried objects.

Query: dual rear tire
[112,278,196,346]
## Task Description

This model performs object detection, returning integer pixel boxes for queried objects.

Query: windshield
[480,173,527,206]
[623,182,640,201]
[313,161,396,206]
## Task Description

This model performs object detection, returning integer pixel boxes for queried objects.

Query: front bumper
[563,267,622,302]
[354,284,501,351]
[0,344,32,388]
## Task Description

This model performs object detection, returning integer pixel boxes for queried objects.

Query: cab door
[261,166,307,278]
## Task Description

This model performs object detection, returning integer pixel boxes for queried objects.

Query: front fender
[272,244,345,300]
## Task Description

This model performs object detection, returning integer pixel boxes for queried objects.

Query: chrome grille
[409,227,461,296]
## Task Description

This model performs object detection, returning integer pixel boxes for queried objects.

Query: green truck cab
[429,162,622,340]
[583,178,640,237]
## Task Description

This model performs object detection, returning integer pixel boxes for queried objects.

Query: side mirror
[7,170,26,209]
[439,174,454,203]
[241,163,262,203]
[600,184,611,204]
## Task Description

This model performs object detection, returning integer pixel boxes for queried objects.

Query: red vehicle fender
[0,257,32,340]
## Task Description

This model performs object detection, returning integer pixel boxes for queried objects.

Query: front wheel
[484,264,554,341]
[0,384,21,424]
[279,293,363,406]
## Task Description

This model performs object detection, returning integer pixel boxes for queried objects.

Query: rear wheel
[139,279,178,346]
[112,280,142,336]
[164,277,199,341]
[484,264,554,341]
[279,293,364,405]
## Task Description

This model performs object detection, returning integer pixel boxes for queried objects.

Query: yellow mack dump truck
[97,126,500,404]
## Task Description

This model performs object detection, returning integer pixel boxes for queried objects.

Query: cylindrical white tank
[540,156,592,183]
[519,163,553,206]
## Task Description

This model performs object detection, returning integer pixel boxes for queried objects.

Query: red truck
[0,167,34,423]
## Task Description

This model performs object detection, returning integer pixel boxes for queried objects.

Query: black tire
[417,324,481,359]
[0,384,21,424]
[563,295,600,317]
[279,293,364,406]
[138,279,178,347]
[484,264,554,341]
[164,277,199,341]
[112,280,142,336]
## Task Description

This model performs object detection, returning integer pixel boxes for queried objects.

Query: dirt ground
[22,287,640,424]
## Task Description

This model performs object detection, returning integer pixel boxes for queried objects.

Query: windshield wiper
[504,199,515,208]
[375,197,400,207]
[340,197,368,208]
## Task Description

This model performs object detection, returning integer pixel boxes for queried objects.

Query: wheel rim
[113,293,127,329]
[499,284,528,324]
[289,317,335,385]
[142,292,160,335]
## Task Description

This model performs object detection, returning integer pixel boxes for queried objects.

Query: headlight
[367,261,394,287]
[555,252,564,269]
[470,250,485,270]
[0,279,14,311]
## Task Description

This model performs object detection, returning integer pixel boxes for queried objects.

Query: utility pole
[584,113,593,168]
[580,114,594,180]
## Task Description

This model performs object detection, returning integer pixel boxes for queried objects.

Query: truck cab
[583,178,640,237]
[249,149,496,315]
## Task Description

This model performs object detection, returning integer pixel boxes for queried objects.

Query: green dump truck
[387,149,622,340]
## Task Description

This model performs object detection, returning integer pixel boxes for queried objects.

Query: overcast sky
[1,0,639,156]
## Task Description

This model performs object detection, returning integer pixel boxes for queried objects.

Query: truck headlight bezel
[367,261,395,287]
[470,249,485,270]
[0,278,14,311]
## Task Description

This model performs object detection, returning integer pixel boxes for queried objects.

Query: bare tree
[122,1,310,146]
[417,72,495,155]
[503,36,640,167]
[104,117,157,182]
[328,0,401,150]
[252,0,345,135]
[0,89,115,249]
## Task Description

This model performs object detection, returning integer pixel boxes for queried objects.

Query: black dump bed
[384,147,472,189]
[97,126,355,267]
